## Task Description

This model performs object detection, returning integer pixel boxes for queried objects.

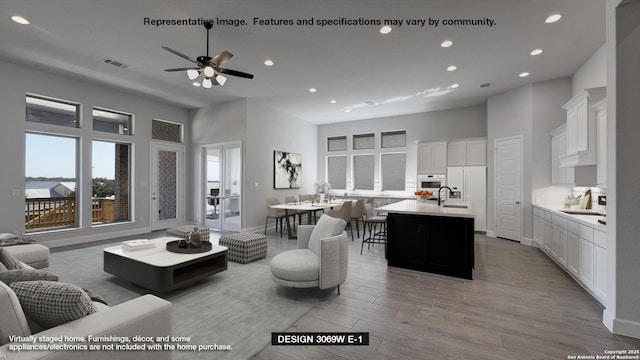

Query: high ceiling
[0,0,605,124]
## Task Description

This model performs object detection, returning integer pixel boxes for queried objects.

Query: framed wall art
[274,150,302,189]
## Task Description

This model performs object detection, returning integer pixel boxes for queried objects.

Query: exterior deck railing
[25,197,115,231]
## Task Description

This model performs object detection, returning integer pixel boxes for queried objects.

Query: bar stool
[361,203,387,254]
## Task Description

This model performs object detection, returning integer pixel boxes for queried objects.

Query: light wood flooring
[253,231,640,360]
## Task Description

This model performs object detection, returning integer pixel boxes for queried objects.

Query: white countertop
[533,204,606,231]
[376,199,475,218]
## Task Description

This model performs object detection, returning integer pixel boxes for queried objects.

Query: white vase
[319,194,325,203]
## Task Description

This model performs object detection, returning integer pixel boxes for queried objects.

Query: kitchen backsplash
[571,186,606,213]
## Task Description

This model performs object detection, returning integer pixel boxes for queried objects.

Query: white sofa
[0,280,172,360]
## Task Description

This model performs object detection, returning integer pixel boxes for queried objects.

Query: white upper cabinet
[560,87,606,168]
[593,99,607,187]
[549,125,575,185]
[446,139,486,166]
[417,141,447,174]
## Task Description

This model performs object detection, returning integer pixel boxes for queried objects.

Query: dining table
[270,200,344,239]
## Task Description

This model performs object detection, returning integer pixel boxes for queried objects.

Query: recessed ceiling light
[450,83,460,89]
[344,109,351,113]
[441,40,453,48]
[519,72,530,78]
[545,14,562,23]
[192,82,201,87]
[309,88,317,93]
[330,99,337,104]
[264,59,274,66]
[11,16,29,24]
[380,25,392,34]
[530,49,543,56]
[447,65,457,72]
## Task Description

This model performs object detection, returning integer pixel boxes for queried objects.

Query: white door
[495,136,522,241]
[150,142,185,230]
[204,142,242,232]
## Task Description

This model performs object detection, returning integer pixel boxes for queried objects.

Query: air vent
[365,100,376,106]
[103,58,129,69]
[480,83,491,88]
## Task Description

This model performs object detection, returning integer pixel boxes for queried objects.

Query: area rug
[48,235,334,360]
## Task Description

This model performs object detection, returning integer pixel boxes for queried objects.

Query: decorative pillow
[307,214,346,256]
[82,288,109,306]
[0,247,26,270]
[10,281,98,329]
[0,269,58,285]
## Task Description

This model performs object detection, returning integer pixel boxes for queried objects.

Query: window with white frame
[26,94,79,128]
[381,152,406,191]
[353,133,375,150]
[92,140,132,225]
[352,154,375,190]
[327,136,347,151]
[381,130,406,148]
[152,119,183,143]
[326,156,347,190]
[93,108,132,135]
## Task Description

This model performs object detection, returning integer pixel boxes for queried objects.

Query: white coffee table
[103,237,228,292]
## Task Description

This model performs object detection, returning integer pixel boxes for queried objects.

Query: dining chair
[350,199,365,238]
[327,201,353,240]
[265,197,288,237]
[285,195,305,225]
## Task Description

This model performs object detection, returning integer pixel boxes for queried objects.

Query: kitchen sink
[442,204,468,209]
[559,209,605,216]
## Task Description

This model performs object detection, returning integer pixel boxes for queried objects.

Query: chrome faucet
[437,186,453,206]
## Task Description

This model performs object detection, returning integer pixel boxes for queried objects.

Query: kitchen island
[377,199,475,280]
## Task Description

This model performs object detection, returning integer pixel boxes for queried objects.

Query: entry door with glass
[204,142,242,231]
[150,142,185,230]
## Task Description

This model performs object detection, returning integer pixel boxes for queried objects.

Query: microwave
[417,174,446,191]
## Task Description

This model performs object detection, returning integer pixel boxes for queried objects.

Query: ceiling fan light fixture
[216,74,227,86]
[187,69,200,80]
[192,81,201,87]
[203,66,215,77]
[11,15,30,24]
[202,77,213,88]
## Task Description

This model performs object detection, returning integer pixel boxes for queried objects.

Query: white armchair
[270,215,348,296]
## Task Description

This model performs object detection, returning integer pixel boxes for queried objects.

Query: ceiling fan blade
[211,51,233,67]
[161,46,201,65]
[164,67,200,72]
[216,68,254,79]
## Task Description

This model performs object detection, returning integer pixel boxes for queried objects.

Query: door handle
[515,201,520,205]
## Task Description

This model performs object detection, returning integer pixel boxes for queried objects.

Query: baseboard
[603,309,615,332]
[521,237,534,246]
[486,230,496,238]
[611,316,640,339]
[243,224,268,234]
[41,227,152,248]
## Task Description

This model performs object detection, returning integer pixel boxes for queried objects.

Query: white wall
[0,59,189,246]
[317,105,487,191]
[245,100,318,231]
[572,43,607,96]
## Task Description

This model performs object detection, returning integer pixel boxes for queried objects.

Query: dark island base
[386,213,474,280]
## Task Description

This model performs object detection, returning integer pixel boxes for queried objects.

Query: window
[381,153,406,191]
[381,130,406,148]
[92,140,131,225]
[326,156,347,190]
[327,136,347,151]
[26,95,79,128]
[353,133,375,150]
[25,133,78,232]
[93,108,132,135]
[152,119,182,143]
[352,154,375,190]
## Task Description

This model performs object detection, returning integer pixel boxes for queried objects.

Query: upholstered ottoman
[219,232,267,264]
[2,244,49,269]
[166,225,210,242]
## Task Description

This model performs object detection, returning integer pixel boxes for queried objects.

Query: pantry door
[495,136,522,242]
[150,142,185,230]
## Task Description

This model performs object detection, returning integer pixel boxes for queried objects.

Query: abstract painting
[274,150,302,189]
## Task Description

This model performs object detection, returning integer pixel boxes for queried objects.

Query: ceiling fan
[162,20,254,88]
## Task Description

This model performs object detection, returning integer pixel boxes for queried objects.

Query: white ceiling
[0,0,605,124]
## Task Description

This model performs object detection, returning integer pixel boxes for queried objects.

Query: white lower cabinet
[533,206,606,305]
[567,231,580,276]
[579,236,594,291]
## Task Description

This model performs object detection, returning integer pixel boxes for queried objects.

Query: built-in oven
[417,174,446,192]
